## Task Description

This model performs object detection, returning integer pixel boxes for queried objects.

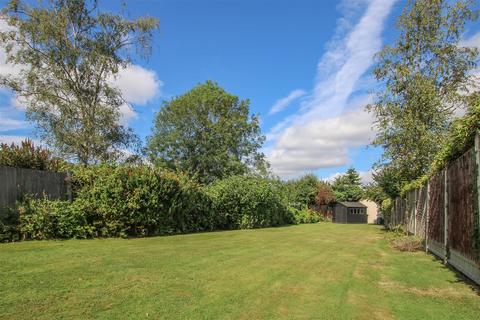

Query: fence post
[425,181,430,253]
[66,170,72,202]
[475,133,480,245]
[444,169,449,264]
[414,189,417,236]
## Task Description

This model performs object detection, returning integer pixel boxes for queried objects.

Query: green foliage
[69,165,214,237]
[0,139,63,171]
[400,95,480,195]
[371,165,403,199]
[284,174,321,209]
[1,168,336,241]
[0,207,19,242]
[0,0,159,164]
[363,182,387,204]
[206,175,293,229]
[380,198,393,217]
[431,95,480,172]
[289,207,323,224]
[332,168,364,202]
[367,0,478,190]
[17,196,93,240]
[0,165,214,240]
[146,81,267,184]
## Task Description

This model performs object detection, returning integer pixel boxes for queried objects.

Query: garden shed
[332,202,367,224]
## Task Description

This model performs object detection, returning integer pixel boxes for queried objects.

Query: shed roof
[337,201,367,208]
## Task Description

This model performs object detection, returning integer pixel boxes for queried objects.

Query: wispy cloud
[0,105,28,132]
[266,0,397,178]
[0,135,40,145]
[269,89,306,115]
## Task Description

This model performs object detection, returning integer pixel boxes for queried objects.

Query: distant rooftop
[337,202,367,208]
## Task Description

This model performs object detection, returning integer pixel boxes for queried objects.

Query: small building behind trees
[332,202,367,224]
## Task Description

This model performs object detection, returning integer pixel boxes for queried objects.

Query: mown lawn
[1,224,479,319]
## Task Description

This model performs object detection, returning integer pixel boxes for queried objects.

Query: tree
[370,165,402,200]
[0,139,63,171]
[367,0,478,186]
[285,173,320,209]
[146,81,267,184]
[315,182,335,206]
[332,168,364,202]
[0,0,159,164]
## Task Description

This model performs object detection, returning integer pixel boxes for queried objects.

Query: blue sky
[1,0,479,182]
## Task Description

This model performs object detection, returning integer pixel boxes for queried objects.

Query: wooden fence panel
[415,185,428,238]
[428,170,445,245]
[406,189,416,234]
[447,148,478,263]
[0,166,69,216]
[386,139,480,284]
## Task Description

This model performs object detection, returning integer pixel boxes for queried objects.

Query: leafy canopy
[331,168,364,202]
[367,0,478,188]
[0,0,159,164]
[146,81,267,184]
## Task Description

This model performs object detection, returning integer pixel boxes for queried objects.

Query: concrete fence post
[426,181,430,253]
[475,133,480,246]
[414,188,417,236]
[444,169,449,264]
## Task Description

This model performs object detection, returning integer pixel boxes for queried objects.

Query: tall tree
[146,81,267,184]
[0,0,159,164]
[367,0,478,185]
[285,173,320,208]
[316,182,335,206]
[332,168,364,202]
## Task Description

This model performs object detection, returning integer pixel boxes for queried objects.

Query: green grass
[1,224,479,319]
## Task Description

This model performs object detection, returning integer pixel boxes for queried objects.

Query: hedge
[1,166,310,241]
[205,175,294,229]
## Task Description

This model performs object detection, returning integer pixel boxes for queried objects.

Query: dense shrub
[17,197,93,240]
[206,175,294,229]
[284,174,320,209]
[0,208,20,242]
[289,207,323,224]
[0,165,214,241]
[1,166,330,241]
[0,139,63,171]
[68,165,214,237]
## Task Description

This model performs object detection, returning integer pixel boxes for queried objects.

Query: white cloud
[323,169,373,185]
[358,170,373,184]
[111,64,162,105]
[266,0,397,178]
[460,32,480,49]
[119,103,138,125]
[268,106,375,177]
[269,89,306,115]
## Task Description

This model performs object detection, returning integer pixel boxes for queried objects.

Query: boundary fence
[0,166,70,216]
[385,134,480,285]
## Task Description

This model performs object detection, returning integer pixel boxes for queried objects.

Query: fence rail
[385,134,480,285]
